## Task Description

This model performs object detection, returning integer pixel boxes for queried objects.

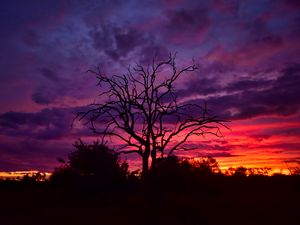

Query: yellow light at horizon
[0,171,52,179]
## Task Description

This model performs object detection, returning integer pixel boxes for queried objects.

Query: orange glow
[0,171,51,180]
[174,116,300,175]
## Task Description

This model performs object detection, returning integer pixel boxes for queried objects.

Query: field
[0,175,299,225]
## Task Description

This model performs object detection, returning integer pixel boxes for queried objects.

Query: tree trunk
[151,148,157,171]
[142,154,149,178]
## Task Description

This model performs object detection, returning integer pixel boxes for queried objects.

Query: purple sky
[0,0,300,172]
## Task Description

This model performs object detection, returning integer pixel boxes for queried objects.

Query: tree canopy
[78,53,228,177]
[50,140,128,189]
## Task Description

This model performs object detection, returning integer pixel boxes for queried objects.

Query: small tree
[192,157,221,175]
[78,53,228,177]
[51,140,128,188]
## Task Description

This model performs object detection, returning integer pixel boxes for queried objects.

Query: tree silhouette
[232,166,248,176]
[192,156,221,175]
[78,53,228,177]
[51,140,128,188]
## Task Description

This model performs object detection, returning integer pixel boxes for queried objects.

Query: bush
[50,140,128,190]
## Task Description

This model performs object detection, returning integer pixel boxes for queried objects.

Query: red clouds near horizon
[0,0,300,173]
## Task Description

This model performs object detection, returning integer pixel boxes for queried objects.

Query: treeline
[1,140,299,191]
[0,141,299,225]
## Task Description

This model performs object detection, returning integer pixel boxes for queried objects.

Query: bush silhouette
[191,156,221,176]
[232,166,248,176]
[50,140,128,190]
[148,156,223,192]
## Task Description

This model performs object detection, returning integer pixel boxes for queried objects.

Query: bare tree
[78,53,228,177]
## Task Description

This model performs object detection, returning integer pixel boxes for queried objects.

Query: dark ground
[0,175,299,225]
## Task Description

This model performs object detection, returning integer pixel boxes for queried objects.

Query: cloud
[281,0,300,10]
[32,66,69,105]
[264,126,300,137]
[178,151,240,158]
[21,30,41,47]
[0,107,75,140]
[248,134,272,142]
[180,76,221,96]
[224,78,271,92]
[182,63,300,120]
[207,35,285,67]
[136,42,169,65]
[40,67,59,82]
[0,105,105,171]
[32,90,54,105]
[114,27,145,57]
[0,0,300,172]
[89,24,147,60]
[267,143,300,151]
[0,139,72,171]
[163,6,210,44]
[212,0,240,15]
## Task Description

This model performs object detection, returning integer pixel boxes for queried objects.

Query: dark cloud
[179,151,240,158]
[32,67,92,105]
[180,77,221,96]
[21,30,40,47]
[213,0,240,15]
[0,0,68,38]
[0,111,30,129]
[248,134,272,142]
[243,19,269,38]
[256,35,283,47]
[32,88,58,105]
[264,126,300,137]
[254,64,300,109]
[179,140,247,153]
[89,25,114,53]
[258,143,300,152]
[164,6,210,43]
[114,27,144,57]
[40,67,59,82]
[135,41,169,66]
[225,79,271,92]
[0,139,71,171]
[166,8,208,31]
[182,63,300,120]
[206,152,240,158]
[282,0,300,9]
[178,62,235,97]
[0,107,75,140]
[90,24,147,60]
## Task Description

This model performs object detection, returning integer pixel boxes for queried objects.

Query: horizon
[0,154,294,178]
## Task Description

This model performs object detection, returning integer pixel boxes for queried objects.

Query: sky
[0,0,300,173]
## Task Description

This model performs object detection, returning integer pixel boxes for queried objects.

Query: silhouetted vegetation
[0,142,299,225]
[77,53,229,177]
[50,139,128,191]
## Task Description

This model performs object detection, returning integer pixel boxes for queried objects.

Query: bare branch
[79,53,229,175]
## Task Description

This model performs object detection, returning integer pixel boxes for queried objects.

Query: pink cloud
[206,37,287,67]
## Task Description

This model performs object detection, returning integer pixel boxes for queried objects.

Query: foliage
[50,140,128,189]
[191,156,221,175]
[226,166,272,176]
[22,172,47,183]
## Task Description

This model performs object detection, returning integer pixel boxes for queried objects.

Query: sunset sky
[0,0,300,173]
